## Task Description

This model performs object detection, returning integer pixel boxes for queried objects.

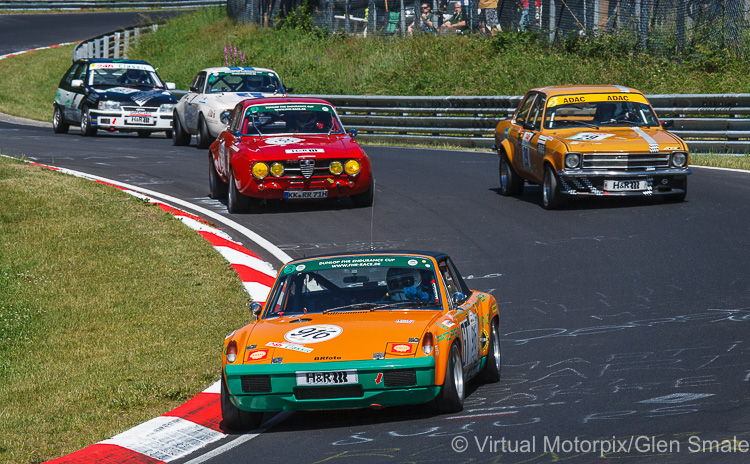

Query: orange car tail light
[422,332,434,355]
[226,339,238,363]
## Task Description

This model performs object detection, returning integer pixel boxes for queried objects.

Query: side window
[514,94,537,126]
[529,97,546,131]
[62,63,83,86]
[191,72,206,93]
[439,258,471,307]
[230,104,244,131]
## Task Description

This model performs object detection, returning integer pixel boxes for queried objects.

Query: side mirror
[71,79,84,89]
[189,86,199,93]
[348,128,358,138]
[285,86,294,93]
[452,292,468,306]
[251,302,263,318]
[166,82,176,90]
[661,119,674,128]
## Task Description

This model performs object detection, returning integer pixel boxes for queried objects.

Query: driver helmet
[386,267,422,293]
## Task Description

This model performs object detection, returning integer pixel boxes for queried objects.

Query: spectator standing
[478,0,500,35]
[519,0,529,30]
[439,1,466,34]
[407,2,437,35]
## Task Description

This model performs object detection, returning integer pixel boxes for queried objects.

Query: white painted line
[181,412,292,464]
[692,164,750,174]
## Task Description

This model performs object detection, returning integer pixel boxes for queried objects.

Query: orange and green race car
[221,251,501,430]
[494,85,691,209]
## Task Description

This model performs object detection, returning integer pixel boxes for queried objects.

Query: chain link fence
[227,0,750,56]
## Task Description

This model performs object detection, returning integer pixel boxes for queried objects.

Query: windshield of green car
[263,256,443,318]
[544,100,660,129]
[242,103,344,136]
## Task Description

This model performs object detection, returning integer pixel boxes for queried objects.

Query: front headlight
[159,104,175,114]
[98,100,121,111]
[220,109,232,125]
[344,159,361,176]
[671,151,688,168]
[564,152,582,169]
[329,161,343,175]
[270,162,284,177]
[252,162,269,179]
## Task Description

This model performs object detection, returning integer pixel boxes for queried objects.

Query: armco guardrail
[0,0,221,9]
[73,24,161,60]
[298,94,750,154]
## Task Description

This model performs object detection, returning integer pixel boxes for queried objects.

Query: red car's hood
[251,135,350,159]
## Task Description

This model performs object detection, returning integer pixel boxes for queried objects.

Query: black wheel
[480,322,501,383]
[52,105,69,134]
[351,176,374,207]
[542,165,564,210]
[165,130,173,139]
[196,114,214,149]
[137,130,150,138]
[220,375,263,432]
[499,152,524,196]
[435,343,464,413]
[172,111,191,146]
[209,155,228,199]
[80,106,97,136]
[227,169,253,213]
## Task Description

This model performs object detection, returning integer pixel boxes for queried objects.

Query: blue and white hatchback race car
[53,58,177,138]
[172,67,289,148]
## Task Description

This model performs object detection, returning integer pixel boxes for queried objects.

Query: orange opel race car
[221,251,501,431]
[494,85,691,209]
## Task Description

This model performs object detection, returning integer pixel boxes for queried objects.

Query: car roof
[201,66,279,75]
[76,58,154,66]
[240,97,335,108]
[531,85,644,97]
[288,250,450,264]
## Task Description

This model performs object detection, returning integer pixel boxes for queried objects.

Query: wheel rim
[53,108,61,128]
[81,110,88,132]
[543,172,551,205]
[491,326,500,372]
[452,348,464,400]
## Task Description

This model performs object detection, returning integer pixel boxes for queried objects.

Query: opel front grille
[582,153,670,171]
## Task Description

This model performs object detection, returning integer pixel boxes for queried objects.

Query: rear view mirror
[71,79,83,89]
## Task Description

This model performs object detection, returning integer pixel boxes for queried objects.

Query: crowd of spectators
[403,0,529,36]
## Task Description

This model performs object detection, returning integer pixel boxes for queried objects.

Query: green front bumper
[225,357,438,412]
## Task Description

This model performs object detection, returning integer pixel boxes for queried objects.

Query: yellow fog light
[329,161,343,175]
[344,159,361,175]
[252,162,269,179]
[270,162,284,177]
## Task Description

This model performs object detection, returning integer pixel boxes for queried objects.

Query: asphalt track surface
[3,13,750,463]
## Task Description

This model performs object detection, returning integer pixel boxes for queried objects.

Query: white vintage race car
[172,67,289,148]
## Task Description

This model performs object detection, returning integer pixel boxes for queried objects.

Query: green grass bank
[0,156,252,463]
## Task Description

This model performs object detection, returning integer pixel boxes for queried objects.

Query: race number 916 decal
[460,311,479,366]
[285,324,343,344]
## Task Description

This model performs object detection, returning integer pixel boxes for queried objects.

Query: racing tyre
[172,111,191,146]
[499,152,524,196]
[542,165,564,210]
[80,106,97,136]
[480,322,501,383]
[220,376,263,431]
[165,130,173,139]
[52,105,69,134]
[196,114,214,149]
[209,155,228,199]
[228,169,253,213]
[351,176,374,207]
[435,343,464,413]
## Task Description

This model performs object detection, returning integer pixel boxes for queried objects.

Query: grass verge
[0,156,252,464]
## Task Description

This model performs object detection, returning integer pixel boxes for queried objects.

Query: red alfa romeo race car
[208,97,373,213]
